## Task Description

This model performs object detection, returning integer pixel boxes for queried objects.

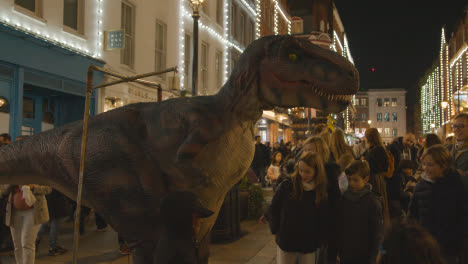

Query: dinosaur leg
[131,240,157,264]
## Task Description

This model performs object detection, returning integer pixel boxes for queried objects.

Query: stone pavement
[0,187,276,264]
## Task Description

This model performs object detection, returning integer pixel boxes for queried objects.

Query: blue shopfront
[0,23,104,141]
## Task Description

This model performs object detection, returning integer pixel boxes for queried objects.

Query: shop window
[0,97,9,113]
[63,0,84,34]
[23,97,35,119]
[121,2,135,67]
[42,98,54,124]
[384,128,390,137]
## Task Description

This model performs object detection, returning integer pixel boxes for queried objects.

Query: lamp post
[188,0,204,97]
[367,120,372,127]
[431,123,435,133]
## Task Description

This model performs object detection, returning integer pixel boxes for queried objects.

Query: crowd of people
[255,113,468,264]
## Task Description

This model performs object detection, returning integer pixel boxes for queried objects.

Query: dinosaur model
[0,35,358,263]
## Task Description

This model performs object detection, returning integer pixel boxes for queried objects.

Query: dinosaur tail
[0,128,64,185]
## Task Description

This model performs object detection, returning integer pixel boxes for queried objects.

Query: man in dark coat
[387,133,417,171]
[251,136,269,187]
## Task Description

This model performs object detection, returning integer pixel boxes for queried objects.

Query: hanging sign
[104,30,125,50]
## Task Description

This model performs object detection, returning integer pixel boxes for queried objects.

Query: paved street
[0,188,276,264]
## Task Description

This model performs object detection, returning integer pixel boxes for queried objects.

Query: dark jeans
[252,166,266,187]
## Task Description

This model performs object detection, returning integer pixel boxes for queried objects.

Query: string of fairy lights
[0,0,103,58]
[421,27,467,135]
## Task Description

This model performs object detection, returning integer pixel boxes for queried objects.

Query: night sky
[334,0,468,97]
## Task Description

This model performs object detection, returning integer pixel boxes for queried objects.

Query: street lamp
[188,0,204,97]
[367,120,372,127]
[431,123,435,133]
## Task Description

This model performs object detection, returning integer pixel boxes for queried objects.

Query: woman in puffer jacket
[407,144,467,264]
[1,184,52,264]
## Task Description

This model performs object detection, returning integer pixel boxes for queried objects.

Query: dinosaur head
[256,35,359,113]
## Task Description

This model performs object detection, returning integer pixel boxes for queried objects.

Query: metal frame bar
[72,65,177,263]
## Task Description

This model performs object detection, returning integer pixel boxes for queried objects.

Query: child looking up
[337,160,384,264]
[267,151,283,187]
[265,152,328,264]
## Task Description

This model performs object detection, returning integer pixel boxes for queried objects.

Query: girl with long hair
[330,129,355,161]
[363,128,390,225]
[267,151,284,189]
[265,152,328,264]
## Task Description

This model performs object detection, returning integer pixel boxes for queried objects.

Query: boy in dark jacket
[337,160,384,264]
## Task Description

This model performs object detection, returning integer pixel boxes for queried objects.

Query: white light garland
[255,0,261,39]
[271,0,291,35]
[333,31,343,53]
[178,0,186,90]
[450,45,467,68]
[1,0,103,58]
[238,0,256,17]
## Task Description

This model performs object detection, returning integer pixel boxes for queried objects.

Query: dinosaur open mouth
[274,74,353,104]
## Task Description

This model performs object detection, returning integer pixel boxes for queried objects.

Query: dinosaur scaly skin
[0,35,358,263]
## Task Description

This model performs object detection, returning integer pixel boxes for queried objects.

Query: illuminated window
[392,128,398,137]
[377,98,382,107]
[377,128,382,134]
[384,98,390,107]
[355,128,360,134]
[391,98,397,106]
[360,98,366,106]
[384,128,390,137]
[121,2,135,67]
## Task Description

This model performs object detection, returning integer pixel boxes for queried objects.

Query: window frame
[231,3,238,41]
[377,98,382,107]
[240,11,246,45]
[14,0,43,19]
[384,98,390,107]
[155,19,167,80]
[384,112,390,122]
[62,0,85,35]
[392,112,397,122]
[360,98,366,106]
[391,98,397,106]
[216,0,223,25]
[377,113,382,122]
[215,50,223,90]
[200,42,209,95]
[120,1,136,68]
[184,34,192,90]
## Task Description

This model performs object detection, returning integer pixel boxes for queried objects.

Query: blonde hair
[337,153,355,170]
[330,129,354,161]
[365,128,384,148]
[303,136,330,162]
[421,144,452,172]
[291,152,327,205]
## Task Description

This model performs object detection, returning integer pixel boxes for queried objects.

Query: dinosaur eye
[288,53,298,61]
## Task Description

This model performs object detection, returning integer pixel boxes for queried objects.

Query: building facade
[420,11,468,137]
[368,89,407,144]
[351,91,369,138]
[0,0,104,140]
